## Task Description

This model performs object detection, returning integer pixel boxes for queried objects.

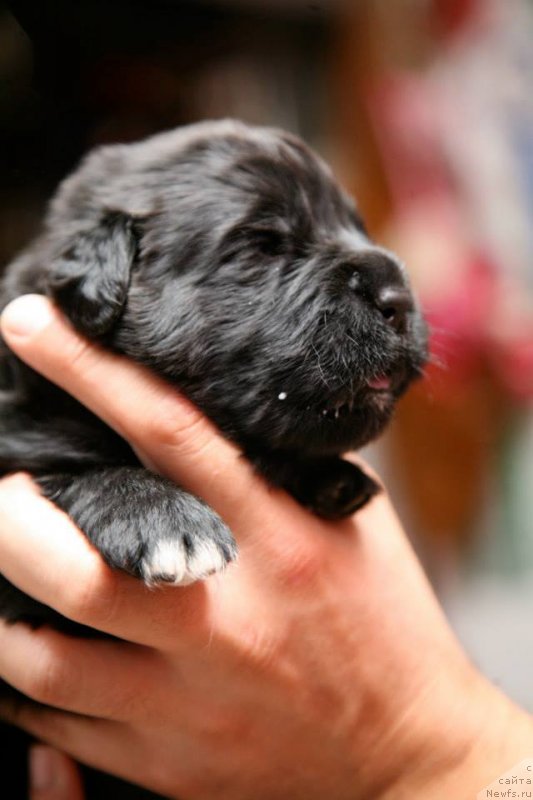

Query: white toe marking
[187,539,228,580]
[142,538,188,586]
[142,538,230,587]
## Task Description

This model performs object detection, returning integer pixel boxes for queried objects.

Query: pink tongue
[367,376,391,390]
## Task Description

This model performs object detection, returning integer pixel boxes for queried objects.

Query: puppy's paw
[254,453,380,521]
[37,467,237,587]
[308,461,379,520]
[139,504,237,587]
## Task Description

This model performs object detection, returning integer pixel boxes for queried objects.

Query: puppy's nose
[375,286,413,333]
[348,251,413,333]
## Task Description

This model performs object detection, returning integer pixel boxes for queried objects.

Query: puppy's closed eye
[246,226,287,258]
[219,224,287,266]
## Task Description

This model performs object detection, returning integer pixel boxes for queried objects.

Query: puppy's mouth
[318,375,394,421]
[269,367,421,454]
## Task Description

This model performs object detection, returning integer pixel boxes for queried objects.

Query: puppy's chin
[276,394,395,455]
[233,381,398,458]
[242,361,423,457]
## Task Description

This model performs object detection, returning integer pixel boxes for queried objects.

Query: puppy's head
[44,120,428,457]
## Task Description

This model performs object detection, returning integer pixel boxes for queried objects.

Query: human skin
[29,745,84,800]
[0,295,532,800]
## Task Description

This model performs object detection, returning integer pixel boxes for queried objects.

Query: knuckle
[237,624,284,674]
[273,541,324,590]
[25,644,73,705]
[199,707,252,748]
[144,396,213,461]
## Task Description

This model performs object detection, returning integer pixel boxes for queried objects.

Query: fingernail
[30,744,56,791]
[1,295,55,338]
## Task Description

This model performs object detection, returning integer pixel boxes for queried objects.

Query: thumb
[29,745,85,800]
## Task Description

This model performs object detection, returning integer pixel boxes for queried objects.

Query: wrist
[377,662,533,800]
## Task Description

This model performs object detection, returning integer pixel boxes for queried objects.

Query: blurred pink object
[365,68,533,404]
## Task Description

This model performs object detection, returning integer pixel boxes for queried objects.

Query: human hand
[0,294,532,800]
[29,746,84,800]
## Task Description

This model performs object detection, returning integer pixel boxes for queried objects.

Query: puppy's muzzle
[348,250,414,335]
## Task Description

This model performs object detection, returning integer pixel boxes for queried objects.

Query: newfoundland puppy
[0,119,427,796]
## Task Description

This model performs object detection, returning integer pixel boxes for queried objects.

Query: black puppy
[0,119,427,626]
[0,119,427,798]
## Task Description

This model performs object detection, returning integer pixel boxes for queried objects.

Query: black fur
[0,120,427,797]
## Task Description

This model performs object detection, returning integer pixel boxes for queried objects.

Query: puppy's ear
[47,212,138,339]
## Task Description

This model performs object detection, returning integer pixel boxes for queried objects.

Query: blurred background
[1,0,532,709]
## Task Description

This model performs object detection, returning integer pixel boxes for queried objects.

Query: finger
[0,295,298,541]
[2,702,185,799]
[2,702,135,789]
[29,746,85,800]
[0,618,161,722]
[0,474,218,646]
